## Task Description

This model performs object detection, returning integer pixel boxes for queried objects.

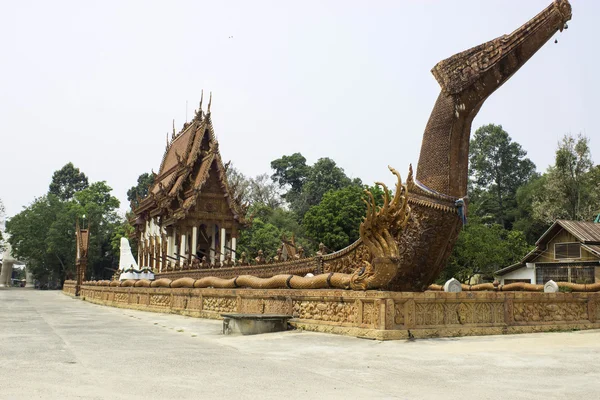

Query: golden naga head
[350,166,411,290]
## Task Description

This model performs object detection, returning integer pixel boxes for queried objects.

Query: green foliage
[237,218,283,260]
[7,195,72,284]
[271,153,360,219]
[7,167,122,285]
[439,219,531,283]
[300,158,359,217]
[512,175,549,244]
[532,134,599,223]
[270,153,310,195]
[48,162,89,201]
[127,172,154,208]
[469,124,536,228]
[302,185,383,251]
[238,204,312,258]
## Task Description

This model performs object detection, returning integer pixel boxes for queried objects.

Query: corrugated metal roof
[556,220,600,243]
[495,263,524,276]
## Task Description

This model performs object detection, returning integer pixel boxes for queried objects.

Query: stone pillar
[25,266,34,288]
[1,244,20,288]
[220,228,226,263]
[180,234,186,267]
[170,231,176,258]
[231,237,237,262]
[0,261,12,288]
[192,226,198,260]
[210,225,216,264]
[157,234,163,272]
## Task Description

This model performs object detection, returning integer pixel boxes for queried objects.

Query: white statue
[118,237,153,281]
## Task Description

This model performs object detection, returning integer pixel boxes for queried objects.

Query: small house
[496,220,600,285]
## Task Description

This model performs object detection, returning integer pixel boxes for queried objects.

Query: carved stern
[388,0,572,291]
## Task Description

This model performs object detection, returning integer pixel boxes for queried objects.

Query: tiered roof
[134,96,247,226]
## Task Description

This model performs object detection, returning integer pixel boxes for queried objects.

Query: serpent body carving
[114,1,572,291]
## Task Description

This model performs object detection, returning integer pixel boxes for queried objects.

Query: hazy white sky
[0,0,596,218]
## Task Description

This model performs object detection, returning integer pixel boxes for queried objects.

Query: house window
[536,266,569,284]
[554,242,581,259]
[571,267,595,284]
[535,265,595,284]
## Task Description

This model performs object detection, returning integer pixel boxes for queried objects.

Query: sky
[0,0,597,219]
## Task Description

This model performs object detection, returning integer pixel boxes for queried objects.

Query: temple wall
[63,282,600,340]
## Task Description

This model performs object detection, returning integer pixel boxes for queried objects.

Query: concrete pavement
[1,289,600,399]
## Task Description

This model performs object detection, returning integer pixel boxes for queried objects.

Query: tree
[271,154,360,219]
[226,164,251,206]
[440,219,531,283]
[72,182,121,279]
[300,158,359,216]
[127,172,154,208]
[247,174,282,208]
[48,162,89,201]
[237,218,284,260]
[469,124,536,228]
[7,195,72,285]
[533,134,599,222]
[7,178,122,285]
[238,203,311,258]
[512,175,550,244]
[270,153,310,197]
[302,184,383,251]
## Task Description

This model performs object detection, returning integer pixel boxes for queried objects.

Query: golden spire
[172,119,176,138]
[207,92,212,114]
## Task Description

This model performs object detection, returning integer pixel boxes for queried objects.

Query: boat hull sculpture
[110,0,572,292]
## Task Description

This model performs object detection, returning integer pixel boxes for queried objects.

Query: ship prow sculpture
[94,0,572,292]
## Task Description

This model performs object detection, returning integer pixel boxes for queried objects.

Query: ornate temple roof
[134,97,247,226]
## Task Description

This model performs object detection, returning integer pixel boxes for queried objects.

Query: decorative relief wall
[172,295,187,309]
[115,293,129,303]
[414,302,505,326]
[150,294,171,307]
[67,286,600,340]
[292,300,356,323]
[394,302,405,325]
[203,297,236,313]
[513,302,588,323]
[362,302,378,326]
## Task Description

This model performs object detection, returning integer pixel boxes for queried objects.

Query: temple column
[220,228,226,262]
[191,227,198,260]
[180,234,186,267]
[137,237,143,267]
[231,237,237,262]
[167,232,173,259]
[158,235,163,272]
[210,225,216,263]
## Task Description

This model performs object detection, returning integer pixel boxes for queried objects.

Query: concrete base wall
[63,283,600,340]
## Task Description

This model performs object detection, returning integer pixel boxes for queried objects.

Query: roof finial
[199,89,204,111]
[166,132,169,147]
[172,119,176,138]
[207,92,212,114]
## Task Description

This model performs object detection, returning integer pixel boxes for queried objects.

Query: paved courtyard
[1,290,600,399]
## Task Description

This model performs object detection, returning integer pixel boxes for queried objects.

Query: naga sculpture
[107,0,572,292]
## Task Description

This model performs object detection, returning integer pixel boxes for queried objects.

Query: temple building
[133,95,248,272]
